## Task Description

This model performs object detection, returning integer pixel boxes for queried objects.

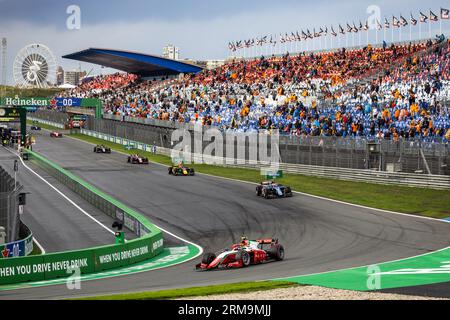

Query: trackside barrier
[80,129,450,190]
[0,224,34,259]
[28,117,65,129]
[0,150,163,285]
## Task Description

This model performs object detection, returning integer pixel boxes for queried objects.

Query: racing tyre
[201,253,216,265]
[262,189,269,199]
[235,250,251,267]
[256,187,261,196]
[268,244,285,261]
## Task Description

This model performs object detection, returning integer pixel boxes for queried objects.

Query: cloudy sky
[0,0,449,85]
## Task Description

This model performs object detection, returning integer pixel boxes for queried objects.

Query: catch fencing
[29,112,450,176]
[0,166,22,243]
[81,128,450,190]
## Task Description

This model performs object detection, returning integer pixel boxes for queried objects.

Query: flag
[364,20,369,30]
[269,36,276,46]
[331,26,338,36]
[279,34,285,43]
[307,29,313,39]
[347,23,353,32]
[359,21,363,31]
[392,16,400,27]
[352,22,358,32]
[430,10,438,21]
[384,17,389,28]
[400,15,408,26]
[323,26,328,36]
[313,28,320,38]
[410,13,418,25]
[442,8,449,19]
[420,11,428,23]
[319,27,324,35]
[377,19,383,30]
[301,30,308,40]
[295,31,301,41]
[228,42,236,51]
[339,24,345,34]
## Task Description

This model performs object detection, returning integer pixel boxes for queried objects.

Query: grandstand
[58,37,450,143]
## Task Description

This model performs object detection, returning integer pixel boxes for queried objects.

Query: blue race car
[256,181,293,199]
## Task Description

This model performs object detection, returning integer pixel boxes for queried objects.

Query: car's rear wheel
[262,189,269,199]
[256,187,261,196]
[235,250,251,267]
[268,244,285,261]
[201,252,216,265]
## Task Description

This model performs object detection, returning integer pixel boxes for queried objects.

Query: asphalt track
[0,147,116,253]
[2,130,450,299]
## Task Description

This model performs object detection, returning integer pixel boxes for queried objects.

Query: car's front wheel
[201,252,216,265]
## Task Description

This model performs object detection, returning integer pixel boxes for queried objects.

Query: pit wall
[0,150,163,285]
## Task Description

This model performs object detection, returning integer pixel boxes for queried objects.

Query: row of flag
[228,8,449,52]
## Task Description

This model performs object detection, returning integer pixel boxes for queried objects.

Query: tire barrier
[0,150,163,285]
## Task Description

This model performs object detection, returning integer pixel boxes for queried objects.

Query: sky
[0,0,449,85]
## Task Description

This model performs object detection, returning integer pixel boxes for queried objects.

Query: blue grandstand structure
[62,48,203,77]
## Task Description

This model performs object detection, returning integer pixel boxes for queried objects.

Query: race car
[256,181,292,199]
[50,132,63,138]
[195,237,285,271]
[94,145,111,154]
[30,125,41,131]
[168,164,195,176]
[127,154,149,164]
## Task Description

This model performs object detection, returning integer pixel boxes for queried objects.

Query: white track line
[3,146,115,236]
[33,237,46,254]
[39,131,204,259]
[67,132,450,225]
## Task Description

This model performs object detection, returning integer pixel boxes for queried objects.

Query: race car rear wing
[256,238,278,244]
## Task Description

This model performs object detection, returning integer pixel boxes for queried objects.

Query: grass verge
[26,119,63,132]
[69,133,450,219]
[74,281,298,300]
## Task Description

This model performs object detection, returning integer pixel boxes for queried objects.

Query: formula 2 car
[127,154,149,164]
[256,181,292,199]
[195,237,285,271]
[94,145,111,154]
[168,164,195,176]
[50,132,63,138]
[30,125,41,130]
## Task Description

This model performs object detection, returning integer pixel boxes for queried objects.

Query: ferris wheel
[13,43,57,88]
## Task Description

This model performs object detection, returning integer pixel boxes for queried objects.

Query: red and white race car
[195,237,285,271]
[127,154,149,164]
[50,132,63,138]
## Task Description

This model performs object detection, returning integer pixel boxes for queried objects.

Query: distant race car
[168,165,195,176]
[127,154,149,164]
[30,125,41,130]
[196,237,285,271]
[256,181,293,199]
[50,132,63,138]
[94,145,111,154]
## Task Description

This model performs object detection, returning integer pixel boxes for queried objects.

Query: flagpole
[409,16,412,41]
[429,8,431,39]
[419,19,422,40]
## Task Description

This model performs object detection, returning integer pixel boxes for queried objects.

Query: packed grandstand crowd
[57,37,450,142]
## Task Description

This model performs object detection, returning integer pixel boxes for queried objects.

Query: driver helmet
[240,236,248,246]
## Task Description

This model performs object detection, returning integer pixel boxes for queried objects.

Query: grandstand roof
[62,48,203,77]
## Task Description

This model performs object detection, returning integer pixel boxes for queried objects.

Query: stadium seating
[61,38,450,142]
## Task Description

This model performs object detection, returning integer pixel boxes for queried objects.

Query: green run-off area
[274,246,450,291]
